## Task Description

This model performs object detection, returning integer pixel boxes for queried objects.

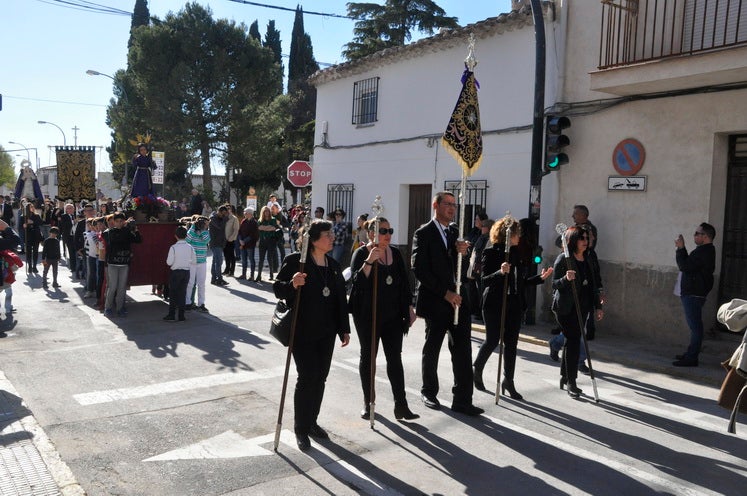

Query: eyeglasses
[694,231,705,236]
[440,202,458,208]
[322,231,335,238]
[376,228,394,235]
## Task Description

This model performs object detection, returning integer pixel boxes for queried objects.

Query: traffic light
[544,115,570,173]
[532,245,543,264]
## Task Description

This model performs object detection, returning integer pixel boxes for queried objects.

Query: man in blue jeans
[673,222,716,367]
[209,205,229,286]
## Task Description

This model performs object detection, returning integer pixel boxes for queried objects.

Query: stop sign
[287,160,312,187]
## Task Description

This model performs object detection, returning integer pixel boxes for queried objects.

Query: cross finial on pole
[465,33,478,72]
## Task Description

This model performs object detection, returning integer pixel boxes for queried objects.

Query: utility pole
[525,0,546,324]
[72,126,80,147]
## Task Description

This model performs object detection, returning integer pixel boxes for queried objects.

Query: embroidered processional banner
[442,69,483,177]
[56,146,96,201]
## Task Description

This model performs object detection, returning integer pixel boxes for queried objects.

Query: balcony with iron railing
[590,0,747,95]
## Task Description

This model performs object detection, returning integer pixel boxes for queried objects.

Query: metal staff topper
[556,223,569,257]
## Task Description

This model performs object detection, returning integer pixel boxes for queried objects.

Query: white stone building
[310,0,747,344]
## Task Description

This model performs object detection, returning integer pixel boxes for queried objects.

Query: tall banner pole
[368,195,383,429]
[442,34,483,326]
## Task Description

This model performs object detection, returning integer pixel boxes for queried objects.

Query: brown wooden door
[719,135,747,304]
[404,184,433,266]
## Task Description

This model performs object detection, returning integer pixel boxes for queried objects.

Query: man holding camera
[101,213,142,318]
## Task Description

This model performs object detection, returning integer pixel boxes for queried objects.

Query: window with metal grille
[327,183,355,220]
[352,77,379,126]
[444,179,488,230]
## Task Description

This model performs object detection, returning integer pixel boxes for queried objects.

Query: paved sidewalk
[0,372,84,496]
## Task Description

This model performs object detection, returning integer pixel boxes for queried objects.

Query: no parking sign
[612,139,645,176]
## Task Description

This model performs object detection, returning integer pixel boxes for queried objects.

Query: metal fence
[599,0,747,69]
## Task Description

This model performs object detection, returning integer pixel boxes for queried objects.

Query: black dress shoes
[673,358,698,367]
[421,394,441,410]
[308,424,329,439]
[451,403,484,416]
[296,433,311,451]
[360,405,370,420]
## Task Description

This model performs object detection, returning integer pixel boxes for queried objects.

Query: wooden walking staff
[495,213,513,404]
[369,195,383,429]
[273,212,312,451]
[441,34,484,326]
[555,223,600,403]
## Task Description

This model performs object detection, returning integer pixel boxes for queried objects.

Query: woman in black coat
[473,216,553,399]
[273,220,350,451]
[20,203,43,272]
[349,217,418,421]
[551,225,604,398]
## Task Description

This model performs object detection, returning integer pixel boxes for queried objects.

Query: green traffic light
[533,255,542,264]
[548,156,560,169]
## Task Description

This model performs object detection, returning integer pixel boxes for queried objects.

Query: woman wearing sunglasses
[349,217,419,421]
[551,225,604,398]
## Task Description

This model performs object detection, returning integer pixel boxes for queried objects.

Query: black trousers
[25,240,39,268]
[474,294,522,382]
[421,304,474,405]
[168,269,190,319]
[62,234,76,271]
[556,310,589,382]
[354,315,406,405]
[223,242,236,273]
[292,334,336,435]
[42,260,58,283]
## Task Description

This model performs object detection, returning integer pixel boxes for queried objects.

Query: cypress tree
[129,0,150,48]
[249,20,261,42]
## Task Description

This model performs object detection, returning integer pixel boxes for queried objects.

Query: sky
[1,0,512,176]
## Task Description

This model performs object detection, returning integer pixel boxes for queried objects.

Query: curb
[0,371,86,496]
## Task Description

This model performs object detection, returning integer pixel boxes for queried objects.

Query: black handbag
[269,300,292,346]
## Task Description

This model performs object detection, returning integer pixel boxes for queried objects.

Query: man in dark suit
[411,191,483,416]
[58,203,77,271]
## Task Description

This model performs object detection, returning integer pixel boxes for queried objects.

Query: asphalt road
[1,267,745,496]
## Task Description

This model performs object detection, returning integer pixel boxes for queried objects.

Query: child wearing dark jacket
[42,226,62,289]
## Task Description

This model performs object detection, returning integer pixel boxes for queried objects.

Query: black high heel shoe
[473,367,486,391]
[394,402,420,420]
[501,381,524,400]
[559,377,567,390]
[566,381,583,398]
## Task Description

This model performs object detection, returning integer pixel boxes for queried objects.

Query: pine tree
[343,0,459,60]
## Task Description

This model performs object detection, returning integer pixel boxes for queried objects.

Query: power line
[33,0,130,16]
[226,0,354,20]
[3,95,107,108]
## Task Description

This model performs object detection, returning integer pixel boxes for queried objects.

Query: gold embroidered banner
[442,70,483,177]
[56,146,96,201]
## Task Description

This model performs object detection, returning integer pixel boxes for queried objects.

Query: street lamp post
[38,121,67,146]
[8,141,30,162]
[87,69,130,190]
[87,69,128,102]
